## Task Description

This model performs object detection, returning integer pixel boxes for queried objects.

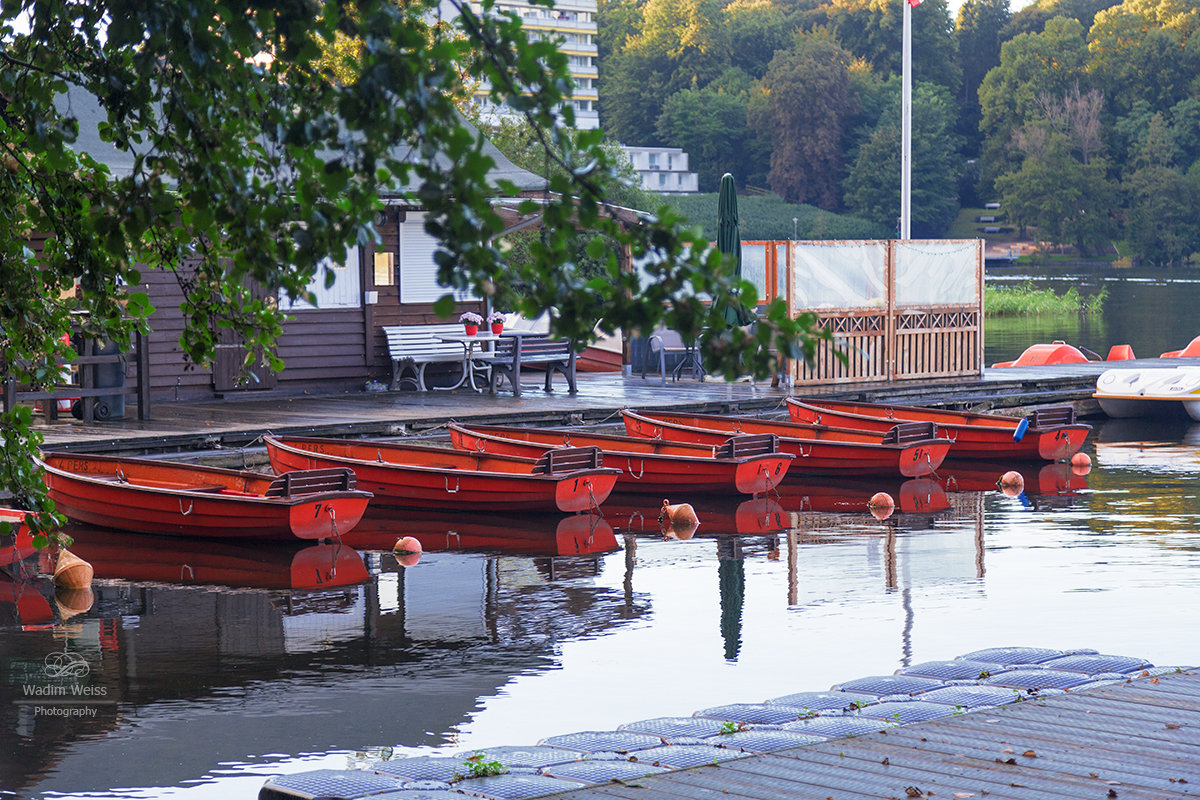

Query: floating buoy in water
[392,536,423,567]
[662,519,699,541]
[998,470,1025,497]
[53,549,93,589]
[868,492,895,521]
[1070,452,1091,468]
[660,499,699,526]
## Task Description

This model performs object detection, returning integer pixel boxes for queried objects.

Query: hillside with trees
[597,0,1200,263]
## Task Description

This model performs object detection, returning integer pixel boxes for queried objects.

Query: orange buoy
[53,549,93,589]
[868,492,895,521]
[1070,452,1091,468]
[660,499,699,527]
[998,470,1025,497]
[392,536,423,567]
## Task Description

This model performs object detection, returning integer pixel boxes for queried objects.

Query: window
[399,212,478,304]
[281,246,361,310]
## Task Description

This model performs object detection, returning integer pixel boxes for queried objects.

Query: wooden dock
[30,358,1200,456]
[558,670,1200,800]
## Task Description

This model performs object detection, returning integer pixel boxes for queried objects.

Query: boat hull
[39,454,370,540]
[265,436,620,513]
[786,398,1090,461]
[447,424,793,495]
[1094,367,1200,420]
[621,411,950,478]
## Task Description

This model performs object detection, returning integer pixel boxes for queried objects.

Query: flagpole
[901,0,912,240]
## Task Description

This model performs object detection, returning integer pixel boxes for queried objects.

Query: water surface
[2,417,1199,798]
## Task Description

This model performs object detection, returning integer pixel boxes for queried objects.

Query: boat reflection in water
[64,526,371,590]
[341,509,619,558]
[938,461,1088,511]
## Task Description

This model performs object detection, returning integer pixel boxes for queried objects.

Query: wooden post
[136,329,151,420]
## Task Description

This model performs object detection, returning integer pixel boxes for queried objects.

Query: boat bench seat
[716,433,780,459]
[881,421,940,445]
[1028,406,1076,427]
[532,446,603,475]
[480,335,577,397]
[383,323,471,391]
[266,468,358,497]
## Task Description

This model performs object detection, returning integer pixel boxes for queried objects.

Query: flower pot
[491,323,504,335]
[464,324,479,336]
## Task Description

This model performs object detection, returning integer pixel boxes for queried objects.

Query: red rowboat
[621,409,951,478]
[786,398,1090,461]
[447,423,794,495]
[38,453,371,540]
[264,435,621,513]
[1,508,37,567]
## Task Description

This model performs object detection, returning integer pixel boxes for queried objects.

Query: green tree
[655,84,751,191]
[843,78,964,235]
[1123,165,1200,264]
[977,16,1089,188]
[824,0,961,96]
[752,33,854,208]
[599,0,729,145]
[2,0,824,540]
[955,0,1011,153]
[995,132,1116,253]
[723,0,796,78]
[1087,0,1200,117]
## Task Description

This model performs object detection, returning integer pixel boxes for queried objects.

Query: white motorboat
[1094,367,1200,420]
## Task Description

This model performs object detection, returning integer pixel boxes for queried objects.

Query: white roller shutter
[399,213,478,304]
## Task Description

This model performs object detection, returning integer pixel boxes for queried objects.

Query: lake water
[3,413,1200,799]
[985,264,1200,366]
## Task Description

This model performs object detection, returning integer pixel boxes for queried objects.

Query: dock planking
[557,671,1200,800]
[29,359,1189,456]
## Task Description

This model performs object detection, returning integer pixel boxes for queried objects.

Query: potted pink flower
[487,311,506,335]
[459,311,483,336]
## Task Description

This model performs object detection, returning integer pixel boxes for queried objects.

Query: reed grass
[985,282,1106,316]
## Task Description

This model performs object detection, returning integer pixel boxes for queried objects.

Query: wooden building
[63,88,547,403]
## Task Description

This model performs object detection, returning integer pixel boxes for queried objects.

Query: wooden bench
[1028,406,1076,428]
[881,421,940,445]
[481,334,577,397]
[715,433,780,459]
[531,446,603,474]
[383,324,471,391]
[266,468,358,497]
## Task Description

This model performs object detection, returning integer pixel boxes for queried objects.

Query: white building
[623,146,700,194]
[468,0,600,130]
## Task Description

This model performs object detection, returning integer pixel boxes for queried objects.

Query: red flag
[908,0,922,6]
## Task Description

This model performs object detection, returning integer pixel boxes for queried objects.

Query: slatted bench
[531,446,603,474]
[383,324,471,392]
[881,421,940,445]
[266,468,358,497]
[1028,406,1076,427]
[715,433,780,459]
[481,334,577,397]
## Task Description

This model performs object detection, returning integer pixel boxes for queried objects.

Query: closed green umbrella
[716,173,755,326]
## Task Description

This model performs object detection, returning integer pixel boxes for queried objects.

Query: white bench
[383,323,471,391]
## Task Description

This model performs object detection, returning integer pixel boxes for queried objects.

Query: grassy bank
[986,282,1106,315]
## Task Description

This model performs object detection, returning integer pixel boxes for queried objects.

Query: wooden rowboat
[1,508,37,567]
[38,453,371,540]
[447,423,794,495]
[264,435,621,513]
[786,398,1090,461]
[621,409,951,478]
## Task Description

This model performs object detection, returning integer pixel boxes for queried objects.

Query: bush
[659,192,888,241]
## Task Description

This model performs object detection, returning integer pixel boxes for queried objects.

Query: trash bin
[71,338,126,421]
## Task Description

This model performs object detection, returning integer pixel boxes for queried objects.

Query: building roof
[58,84,546,195]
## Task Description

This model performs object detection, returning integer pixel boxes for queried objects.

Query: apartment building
[468,0,600,130]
